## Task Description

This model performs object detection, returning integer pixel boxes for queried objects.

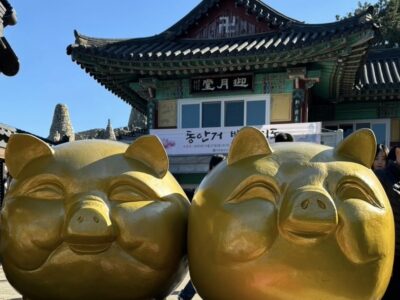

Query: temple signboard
[191,74,253,94]
[151,122,322,156]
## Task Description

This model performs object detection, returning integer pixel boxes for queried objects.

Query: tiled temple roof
[0,123,15,150]
[67,1,378,110]
[71,16,374,61]
[0,0,18,76]
[361,48,400,87]
[349,48,400,101]
[0,123,55,156]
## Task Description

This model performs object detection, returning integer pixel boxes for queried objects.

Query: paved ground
[0,264,201,300]
[0,265,21,300]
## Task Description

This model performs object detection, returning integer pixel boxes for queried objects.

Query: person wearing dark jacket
[275,132,294,142]
[376,145,400,299]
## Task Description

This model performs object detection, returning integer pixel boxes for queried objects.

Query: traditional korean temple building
[67,0,399,186]
[0,0,18,76]
[321,47,400,143]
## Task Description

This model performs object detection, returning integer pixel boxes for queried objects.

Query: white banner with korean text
[150,123,322,156]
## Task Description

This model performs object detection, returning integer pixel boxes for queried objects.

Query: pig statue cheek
[189,127,395,300]
[337,199,392,264]
[0,197,64,270]
[0,134,189,300]
[215,200,278,263]
[112,199,187,270]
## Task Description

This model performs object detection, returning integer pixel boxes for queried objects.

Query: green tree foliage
[336,0,400,47]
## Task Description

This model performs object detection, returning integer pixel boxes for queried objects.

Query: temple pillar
[288,68,320,123]
[147,99,156,130]
[138,78,157,131]
[292,88,305,123]
[303,79,320,123]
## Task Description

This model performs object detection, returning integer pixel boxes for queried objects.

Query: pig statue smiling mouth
[0,134,190,300]
[189,128,395,300]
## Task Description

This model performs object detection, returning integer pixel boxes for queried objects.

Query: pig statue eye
[26,183,64,200]
[109,185,151,202]
[337,182,383,209]
[227,184,278,204]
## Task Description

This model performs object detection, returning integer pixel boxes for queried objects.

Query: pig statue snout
[64,196,115,253]
[280,186,338,241]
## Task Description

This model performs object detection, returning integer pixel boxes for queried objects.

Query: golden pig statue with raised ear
[189,128,394,300]
[0,134,190,300]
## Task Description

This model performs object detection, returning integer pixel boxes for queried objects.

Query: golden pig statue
[0,134,190,300]
[189,128,394,300]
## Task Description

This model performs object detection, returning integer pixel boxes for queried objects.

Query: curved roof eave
[71,30,165,48]
[68,4,376,51]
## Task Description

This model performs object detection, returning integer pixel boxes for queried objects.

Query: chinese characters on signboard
[191,74,253,94]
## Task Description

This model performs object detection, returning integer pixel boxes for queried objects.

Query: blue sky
[1,0,365,137]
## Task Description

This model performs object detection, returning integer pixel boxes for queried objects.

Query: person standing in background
[275,132,294,142]
[376,145,400,299]
[208,154,226,171]
[373,144,389,171]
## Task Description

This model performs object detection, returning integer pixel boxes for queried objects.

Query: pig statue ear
[335,128,376,168]
[5,134,55,178]
[125,135,169,178]
[228,127,273,166]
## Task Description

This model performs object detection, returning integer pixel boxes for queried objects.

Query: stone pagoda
[48,104,75,143]
[104,119,116,140]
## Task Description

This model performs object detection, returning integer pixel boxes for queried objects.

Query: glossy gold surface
[189,128,394,300]
[0,134,190,300]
